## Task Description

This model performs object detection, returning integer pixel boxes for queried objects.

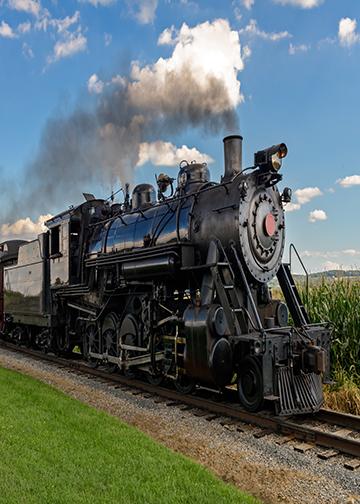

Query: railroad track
[1,340,359,469]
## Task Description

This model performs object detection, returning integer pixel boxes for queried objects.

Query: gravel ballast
[0,348,358,504]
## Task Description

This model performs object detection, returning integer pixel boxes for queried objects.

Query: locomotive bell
[222,135,243,182]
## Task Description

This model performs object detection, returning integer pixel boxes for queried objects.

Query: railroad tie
[193,410,208,417]
[294,442,314,453]
[205,414,220,421]
[344,458,360,471]
[317,449,339,460]
[275,435,295,445]
[253,428,272,439]
[333,428,353,437]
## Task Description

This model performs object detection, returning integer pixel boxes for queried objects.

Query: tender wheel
[237,356,264,412]
[174,375,195,394]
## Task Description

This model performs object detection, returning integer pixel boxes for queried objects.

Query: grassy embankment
[274,278,360,414]
[0,367,259,504]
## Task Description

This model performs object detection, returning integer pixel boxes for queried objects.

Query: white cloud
[8,0,41,17]
[50,11,80,34]
[343,249,360,256]
[302,250,332,258]
[0,20,16,38]
[87,73,104,94]
[284,202,301,212]
[22,41,34,59]
[337,175,360,188]
[111,74,126,86]
[308,209,327,223]
[133,0,158,24]
[86,73,125,94]
[4,2,86,65]
[299,249,360,273]
[0,214,52,238]
[242,44,251,61]
[289,42,310,55]
[5,1,85,58]
[17,21,31,34]
[322,261,341,271]
[128,19,245,116]
[104,32,112,46]
[273,0,323,8]
[243,0,254,9]
[158,25,177,45]
[294,186,322,204]
[137,141,213,167]
[338,17,359,48]
[232,0,253,18]
[301,249,360,259]
[33,11,51,32]
[232,1,242,22]
[284,186,323,213]
[48,29,87,63]
[239,19,291,42]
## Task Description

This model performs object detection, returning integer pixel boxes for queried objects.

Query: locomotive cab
[46,199,107,287]
[48,218,71,287]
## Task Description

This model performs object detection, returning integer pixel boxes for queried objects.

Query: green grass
[324,371,360,415]
[0,367,258,504]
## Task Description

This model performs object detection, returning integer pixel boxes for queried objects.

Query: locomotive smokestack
[222,135,243,182]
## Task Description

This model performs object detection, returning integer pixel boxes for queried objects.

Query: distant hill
[294,270,360,280]
[270,269,360,288]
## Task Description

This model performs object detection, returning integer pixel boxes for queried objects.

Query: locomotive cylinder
[222,135,243,181]
[183,304,232,387]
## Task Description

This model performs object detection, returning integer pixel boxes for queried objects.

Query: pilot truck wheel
[237,356,264,412]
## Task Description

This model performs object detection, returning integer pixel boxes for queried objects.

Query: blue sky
[0,0,360,272]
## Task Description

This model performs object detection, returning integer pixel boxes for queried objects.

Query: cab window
[51,226,60,255]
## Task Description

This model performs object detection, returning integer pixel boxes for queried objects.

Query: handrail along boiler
[0,135,331,415]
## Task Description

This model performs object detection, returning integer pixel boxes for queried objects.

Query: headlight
[254,143,288,172]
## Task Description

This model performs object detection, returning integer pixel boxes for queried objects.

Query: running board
[88,351,164,368]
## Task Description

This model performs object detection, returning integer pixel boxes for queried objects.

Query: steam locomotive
[0,136,331,415]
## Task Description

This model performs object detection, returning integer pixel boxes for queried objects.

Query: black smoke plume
[2,67,238,224]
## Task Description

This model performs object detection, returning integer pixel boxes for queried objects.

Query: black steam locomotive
[0,136,331,415]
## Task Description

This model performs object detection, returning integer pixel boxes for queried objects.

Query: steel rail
[314,408,360,431]
[0,341,359,459]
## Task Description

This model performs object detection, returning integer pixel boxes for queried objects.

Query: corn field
[298,279,360,385]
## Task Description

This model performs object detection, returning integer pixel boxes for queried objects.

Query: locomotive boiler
[0,135,331,415]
